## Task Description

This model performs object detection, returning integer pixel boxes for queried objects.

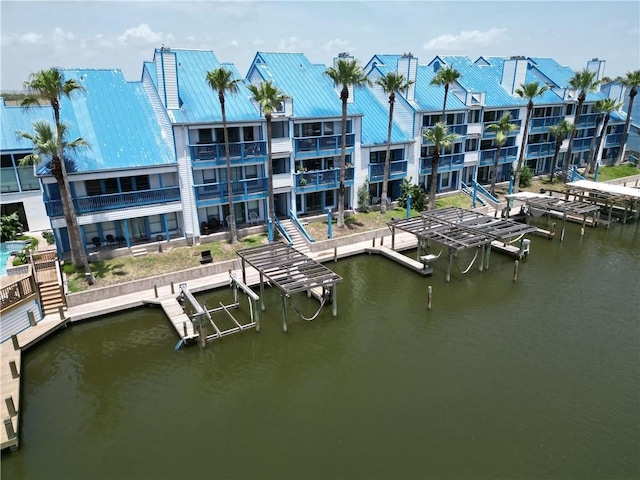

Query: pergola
[236,242,343,331]
[388,207,538,281]
[566,180,640,226]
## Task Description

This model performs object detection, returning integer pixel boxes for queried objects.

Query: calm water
[2,219,639,480]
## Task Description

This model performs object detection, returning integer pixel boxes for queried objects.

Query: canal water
[2,219,639,479]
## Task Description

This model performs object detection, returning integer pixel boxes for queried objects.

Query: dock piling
[9,360,19,379]
[427,286,432,310]
[4,418,16,443]
[154,285,158,298]
[171,282,175,294]
[5,396,17,417]
[513,260,519,282]
[332,284,337,317]
[11,335,19,351]
[27,311,37,327]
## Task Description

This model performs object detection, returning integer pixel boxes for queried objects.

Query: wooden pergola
[236,243,343,331]
[566,180,640,226]
[388,207,538,281]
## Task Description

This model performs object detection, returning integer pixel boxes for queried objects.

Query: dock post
[380,235,384,246]
[334,247,337,263]
[391,226,396,250]
[11,335,19,351]
[332,284,337,317]
[199,315,206,348]
[183,322,187,337]
[254,298,260,332]
[5,396,17,417]
[4,418,16,443]
[485,243,491,270]
[513,260,519,282]
[27,310,37,326]
[581,215,586,236]
[479,244,485,272]
[281,295,288,333]
[154,285,158,298]
[561,213,567,242]
[9,360,19,379]
[259,273,266,311]
[427,286,432,310]
[372,235,375,247]
[58,305,66,321]
[171,282,175,294]
[446,250,453,283]
[241,258,247,285]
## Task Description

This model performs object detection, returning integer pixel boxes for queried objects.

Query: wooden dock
[1,314,68,451]
[491,240,525,259]
[157,297,198,345]
[365,246,433,275]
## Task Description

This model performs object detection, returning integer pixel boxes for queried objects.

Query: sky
[1,0,639,91]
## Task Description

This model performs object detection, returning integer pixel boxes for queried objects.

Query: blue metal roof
[0,99,53,151]
[248,52,345,118]
[53,69,175,173]
[413,63,467,112]
[350,87,413,146]
[158,49,261,124]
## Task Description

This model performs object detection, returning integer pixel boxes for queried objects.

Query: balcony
[605,132,623,147]
[527,142,555,159]
[294,134,354,159]
[369,160,407,182]
[45,187,181,217]
[294,167,354,192]
[422,124,467,144]
[529,116,563,134]
[571,137,594,152]
[190,141,267,166]
[194,177,268,205]
[420,153,465,174]
[482,119,522,139]
[576,113,598,128]
[479,146,518,167]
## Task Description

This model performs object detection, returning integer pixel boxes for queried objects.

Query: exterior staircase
[39,280,65,316]
[278,219,311,255]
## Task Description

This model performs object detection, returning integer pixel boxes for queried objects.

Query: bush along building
[1,49,632,260]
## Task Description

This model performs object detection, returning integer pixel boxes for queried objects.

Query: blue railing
[461,181,486,206]
[423,124,467,138]
[420,153,465,174]
[530,116,563,133]
[571,137,594,152]
[289,210,315,243]
[479,146,518,166]
[190,141,267,164]
[527,142,555,159]
[472,180,499,204]
[295,167,354,192]
[274,217,293,246]
[369,160,407,182]
[45,187,181,217]
[482,119,522,138]
[576,113,598,128]
[294,133,355,158]
[194,177,267,204]
[605,132,623,147]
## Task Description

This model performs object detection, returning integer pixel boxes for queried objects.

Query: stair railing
[289,210,315,243]
[273,216,293,246]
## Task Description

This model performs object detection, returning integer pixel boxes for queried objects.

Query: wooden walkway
[1,314,67,451]
[365,246,433,275]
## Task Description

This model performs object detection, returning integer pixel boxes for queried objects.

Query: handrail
[289,210,315,243]
[461,182,486,206]
[273,216,293,246]
[472,180,499,204]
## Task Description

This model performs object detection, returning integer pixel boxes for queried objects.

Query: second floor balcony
[529,116,563,134]
[576,113,599,128]
[605,132,623,147]
[420,153,465,174]
[369,160,407,182]
[571,137,594,152]
[294,167,354,192]
[45,187,181,217]
[190,141,267,165]
[294,133,355,159]
[482,119,522,139]
[527,142,556,159]
[194,177,268,206]
[479,146,518,167]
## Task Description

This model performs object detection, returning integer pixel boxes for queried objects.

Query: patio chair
[92,237,101,249]
[249,212,259,226]
[226,215,233,229]
[200,250,213,264]
[105,234,115,245]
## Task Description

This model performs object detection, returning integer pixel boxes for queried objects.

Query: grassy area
[587,164,639,182]
[66,234,267,292]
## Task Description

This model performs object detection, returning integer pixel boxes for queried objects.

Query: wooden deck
[365,246,433,275]
[159,298,198,344]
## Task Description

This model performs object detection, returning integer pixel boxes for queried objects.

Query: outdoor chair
[105,234,115,245]
[200,250,213,264]
[249,212,259,226]
[92,237,101,249]
[226,215,233,229]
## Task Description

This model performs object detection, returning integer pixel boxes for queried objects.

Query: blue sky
[1,0,638,91]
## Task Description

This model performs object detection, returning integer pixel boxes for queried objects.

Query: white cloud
[20,32,43,44]
[252,38,265,46]
[321,38,350,52]
[229,40,239,47]
[278,36,312,52]
[423,27,507,51]
[117,23,165,45]
[51,27,74,50]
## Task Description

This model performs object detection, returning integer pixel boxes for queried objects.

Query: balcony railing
[527,142,555,159]
[605,132,623,147]
[295,167,354,192]
[194,177,268,204]
[420,153,465,174]
[529,116,563,134]
[479,146,518,166]
[571,137,594,152]
[482,119,522,139]
[190,141,267,164]
[294,134,354,158]
[369,160,407,182]
[45,187,181,217]
[576,113,599,128]
[422,124,467,139]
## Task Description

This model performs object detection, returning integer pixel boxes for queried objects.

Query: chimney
[586,58,606,88]
[156,47,179,109]
[397,52,417,101]
[501,55,528,95]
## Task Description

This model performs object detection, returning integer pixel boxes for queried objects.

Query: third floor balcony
[419,153,465,174]
[479,146,518,166]
[369,160,407,182]
[482,119,522,139]
[194,177,268,205]
[527,142,556,159]
[190,140,267,165]
[294,133,355,159]
[529,116,563,134]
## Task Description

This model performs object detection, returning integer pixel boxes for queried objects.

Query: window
[468,110,481,123]
[324,122,334,135]
[272,121,289,139]
[370,149,403,164]
[104,179,118,194]
[148,215,162,234]
[135,175,150,190]
[483,110,498,123]
[198,129,213,144]
[215,127,240,143]
[1,154,18,193]
[272,157,290,174]
[243,126,255,142]
[86,180,102,196]
[325,189,335,208]
[566,104,574,116]
[465,138,478,151]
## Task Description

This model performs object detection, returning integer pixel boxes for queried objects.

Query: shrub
[398,178,426,212]
[42,230,55,245]
[519,166,533,188]
[0,212,23,241]
[357,177,371,212]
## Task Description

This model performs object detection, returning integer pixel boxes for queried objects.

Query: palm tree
[324,57,371,228]
[616,70,640,164]
[514,81,549,192]
[430,65,461,120]
[206,67,243,243]
[563,69,600,181]
[486,113,518,196]
[586,98,622,174]
[376,72,413,214]
[21,68,91,275]
[422,122,458,210]
[247,80,289,236]
[548,120,575,183]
